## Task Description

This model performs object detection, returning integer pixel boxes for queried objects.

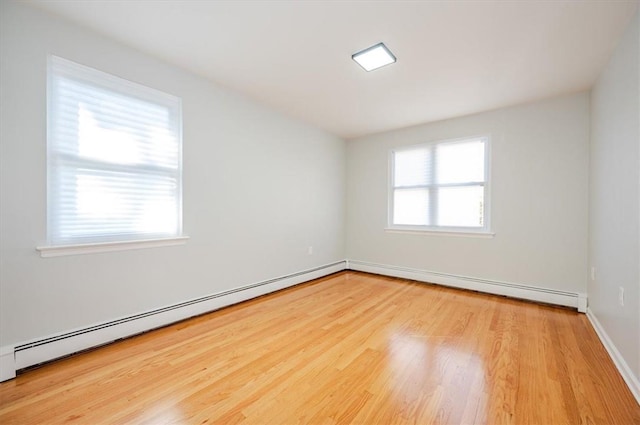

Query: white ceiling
[31,1,638,139]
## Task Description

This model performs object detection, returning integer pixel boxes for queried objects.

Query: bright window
[389,137,490,232]
[47,56,183,245]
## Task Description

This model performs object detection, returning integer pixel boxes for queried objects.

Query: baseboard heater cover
[348,260,587,312]
[1,260,346,381]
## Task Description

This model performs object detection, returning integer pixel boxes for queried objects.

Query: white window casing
[40,56,185,255]
[388,136,493,236]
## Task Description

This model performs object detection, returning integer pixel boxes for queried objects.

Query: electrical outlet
[590,267,596,280]
[308,246,313,255]
[618,287,624,306]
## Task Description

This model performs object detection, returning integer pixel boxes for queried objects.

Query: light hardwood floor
[0,271,638,424]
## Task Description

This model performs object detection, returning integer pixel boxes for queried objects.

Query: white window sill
[384,228,495,238]
[36,236,189,258]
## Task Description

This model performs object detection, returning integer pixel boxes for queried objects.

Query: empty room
[0,0,639,423]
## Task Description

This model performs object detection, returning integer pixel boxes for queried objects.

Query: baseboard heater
[0,260,346,381]
[347,259,587,312]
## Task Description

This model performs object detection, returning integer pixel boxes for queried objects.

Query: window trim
[36,236,189,258]
[41,55,185,254]
[387,135,492,235]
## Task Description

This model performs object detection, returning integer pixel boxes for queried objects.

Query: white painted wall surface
[589,10,639,380]
[0,2,345,347]
[346,93,589,294]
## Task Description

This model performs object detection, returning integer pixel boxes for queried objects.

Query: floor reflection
[386,331,488,422]
[132,401,185,425]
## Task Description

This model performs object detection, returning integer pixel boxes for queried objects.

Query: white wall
[589,10,639,382]
[347,93,589,294]
[0,2,345,348]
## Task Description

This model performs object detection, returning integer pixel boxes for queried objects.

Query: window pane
[436,140,484,184]
[51,167,178,242]
[437,186,484,227]
[54,78,179,169]
[394,148,431,186]
[75,91,178,169]
[393,188,429,225]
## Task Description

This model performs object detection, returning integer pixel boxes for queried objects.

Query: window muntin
[390,137,489,232]
[47,56,182,245]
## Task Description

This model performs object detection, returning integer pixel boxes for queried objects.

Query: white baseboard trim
[586,308,640,404]
[348,260,586,311]
[0,260,346,382]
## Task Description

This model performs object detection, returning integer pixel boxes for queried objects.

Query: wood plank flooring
[0,271,638,424]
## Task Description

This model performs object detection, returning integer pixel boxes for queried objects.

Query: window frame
[387,135,493,236]
[38,55,187,257]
